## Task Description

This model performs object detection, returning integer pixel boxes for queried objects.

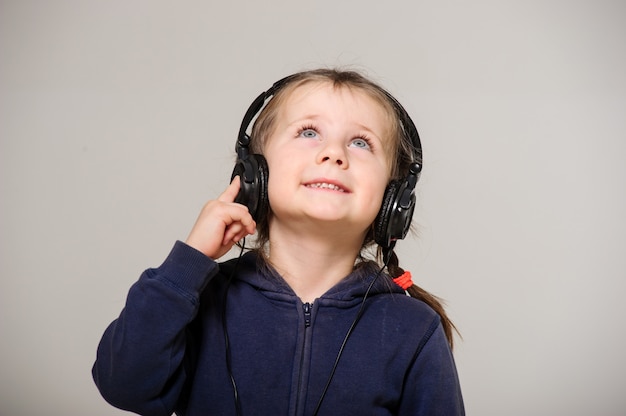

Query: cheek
[376,181,390,206]
[363,179,390,219]
[371,176,389,213]
[265,153,296,204]
[265,145,293,173]
[368,163,392,200]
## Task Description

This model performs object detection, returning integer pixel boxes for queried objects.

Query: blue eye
[350,138,371,150]
[299,128,318,139]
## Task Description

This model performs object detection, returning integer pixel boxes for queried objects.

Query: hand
[185,176,256,260]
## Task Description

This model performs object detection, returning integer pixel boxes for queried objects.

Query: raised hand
[185,176,256,259]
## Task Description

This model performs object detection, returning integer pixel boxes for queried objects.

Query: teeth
[307,182,344,192]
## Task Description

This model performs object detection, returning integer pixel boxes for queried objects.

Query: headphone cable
[311,252,392,416]
[222,239,247,416]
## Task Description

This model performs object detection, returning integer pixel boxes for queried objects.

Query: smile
[305,182,347,192]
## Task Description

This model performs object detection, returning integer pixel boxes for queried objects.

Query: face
[263,82,392,239]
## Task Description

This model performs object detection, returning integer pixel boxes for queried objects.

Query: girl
[93,69,464,415]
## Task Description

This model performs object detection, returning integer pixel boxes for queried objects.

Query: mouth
[304,180,350,193]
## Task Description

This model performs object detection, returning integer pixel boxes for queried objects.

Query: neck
[266,221,365,303]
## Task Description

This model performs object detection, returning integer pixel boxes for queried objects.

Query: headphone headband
[237,76,295,150]
[381,90,423,181]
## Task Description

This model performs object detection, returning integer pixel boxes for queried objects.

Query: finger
[223,220,256,245]
[223,222,243,245]
[217,175,242,203]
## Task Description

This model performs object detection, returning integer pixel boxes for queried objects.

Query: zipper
[303,302,312,328]
[294,302,313,415]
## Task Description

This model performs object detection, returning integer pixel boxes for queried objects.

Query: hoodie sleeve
[92,241,218,416]
[399,317,465,415]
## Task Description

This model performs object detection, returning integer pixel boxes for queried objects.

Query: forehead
[279,81,393,133]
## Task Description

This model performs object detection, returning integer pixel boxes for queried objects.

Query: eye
[297,125,319,139]
[349,137,373,151]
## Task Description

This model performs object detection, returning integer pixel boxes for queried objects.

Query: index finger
[218,175,242,203]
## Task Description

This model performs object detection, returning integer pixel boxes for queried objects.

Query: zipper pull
[303,302,312,328]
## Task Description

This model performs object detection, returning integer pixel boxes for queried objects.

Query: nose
[317,142,348,169]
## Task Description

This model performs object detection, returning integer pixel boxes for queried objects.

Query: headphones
[231,74,423,250]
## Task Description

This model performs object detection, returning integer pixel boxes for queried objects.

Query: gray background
[1,1,625,415]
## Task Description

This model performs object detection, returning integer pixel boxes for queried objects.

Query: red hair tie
[393,271,413,290]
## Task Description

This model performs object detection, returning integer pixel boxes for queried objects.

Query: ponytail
[386,250,459,350]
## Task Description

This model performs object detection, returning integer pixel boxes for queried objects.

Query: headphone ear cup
[253,154,269,222]
[374,178,416,249]
[374,180,401,248]
[231,154,269,222]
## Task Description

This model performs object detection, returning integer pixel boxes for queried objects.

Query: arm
[399,318,465,415]
[92,177,256,415]
[92,241,216,415]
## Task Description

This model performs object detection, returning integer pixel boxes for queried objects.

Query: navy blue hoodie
[93,241,464,415]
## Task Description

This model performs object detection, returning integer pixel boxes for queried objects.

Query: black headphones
[231,74,423,250]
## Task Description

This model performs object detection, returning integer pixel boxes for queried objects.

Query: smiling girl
[93,68,464,415]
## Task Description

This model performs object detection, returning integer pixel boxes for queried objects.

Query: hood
[219,251,405,308]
